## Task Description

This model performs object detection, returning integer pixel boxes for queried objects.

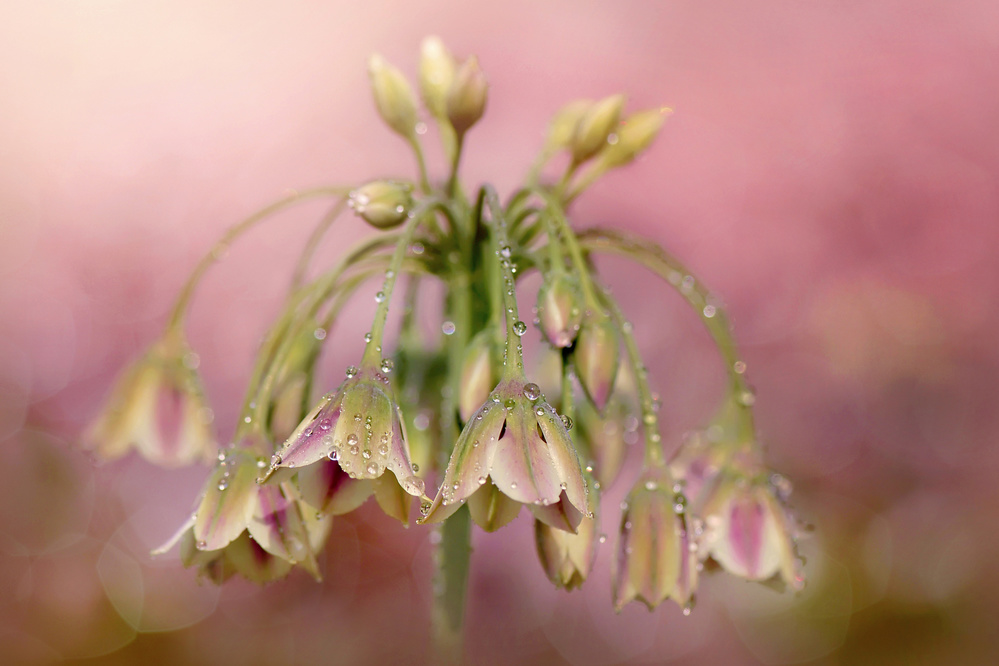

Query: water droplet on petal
[345,365,358,378]
[560,414,573,430]
[522,383,541,401]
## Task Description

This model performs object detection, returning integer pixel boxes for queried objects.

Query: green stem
[532,190,600,308]
[166,186,348,331]
[431,505,472,664]
[600,291,665,467]
[577,229,755,433]
[361,201,442,369]
[409,136,432,194]
[289,196,349,291]
[479,187,526,380]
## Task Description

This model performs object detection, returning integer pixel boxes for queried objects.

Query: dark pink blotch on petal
[729,495,765,578]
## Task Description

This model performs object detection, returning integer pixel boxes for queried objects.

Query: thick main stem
[431,505,472,664]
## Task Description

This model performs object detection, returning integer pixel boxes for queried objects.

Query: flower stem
[432,505,472,664]
[479,186,525,380]
[166,186,348,332]
[600,290,665,467]
[289,196,349,292]
[361,200,441,369]
[578,229,755,432]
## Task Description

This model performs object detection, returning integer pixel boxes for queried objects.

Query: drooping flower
[84,334,215,467]
[698,470,804,591]
[264,366,427,499]
[613,466,698,612]
[155,447,331,582]
[421,378,588,533]
[535,473,599,590]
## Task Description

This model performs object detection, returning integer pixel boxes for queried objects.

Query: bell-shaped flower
[613,466,698,612]
[84,335,215,467]
[421,378,588,533]
[698,470,804,591]
[264,366,427,499]
[537,272,583,349]
[155,447,331,582]
[535,473,599,590]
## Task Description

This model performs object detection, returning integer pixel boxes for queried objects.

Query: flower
[613,466,698,612]
[421,378,588,533]
[445,55,488,136]
[84,335,215,467]
[570,94,626,165]
[458,330,497,422]
[265,366,427,498]
[535,474,599,590]
[349,181,413,230]
[154,448,331,582]
[698,470,804,591]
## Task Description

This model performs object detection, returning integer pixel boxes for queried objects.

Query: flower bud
[446,55,488,136]
[537,273,583,348]
[573,311,620,412]
[349,181,413,229]
[368,53,419,139]
[535,474,599,589]
[570,94,625,165]
[575,393,629,488]
[418,36,456,119]
[596,108,667,170]
[542,99,592,154]
[459,330,496,422]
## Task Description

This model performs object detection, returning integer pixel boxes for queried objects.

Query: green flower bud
[542,99,592,154]
[596,107,668,170]
[349,181,413,229]
[570,94,625,165]
[419,36,456,119]
[446,55,488,136]
[368,53,419,139]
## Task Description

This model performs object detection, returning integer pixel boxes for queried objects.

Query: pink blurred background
[2,1,998,663]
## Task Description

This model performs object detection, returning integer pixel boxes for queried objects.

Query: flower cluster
[84,35,806,634]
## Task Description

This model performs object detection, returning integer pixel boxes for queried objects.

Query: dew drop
[380,358,395,373]
[327,450,339,461]
[598,534,607,544]
[196,540,207,549]
[478,476,487,485]
[522,383,541,401]
[364,332,373,343]
[513,321,528,336]
[314,327,327,340]
[319,418,332,431]
[441,321,456,335]
[560,414,573,430]
[366,463,378,475]
[733,361,747,374]
[510,482,517,489]
[702,304,716,318]
[644,480,658,491]
[738,390,756,406]
[362,449,372,460]
[374,291,386,303]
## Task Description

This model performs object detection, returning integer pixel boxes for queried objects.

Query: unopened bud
[368,54,419,139]
[459,330,496,422]
[542,99,592,154]
[570,94,625,165]
[349,181,413,229]
[597,108,668,170]
[446,55,488,136]
[537,273,583,348]
[419,36,456,119]
[573,312,620,411]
